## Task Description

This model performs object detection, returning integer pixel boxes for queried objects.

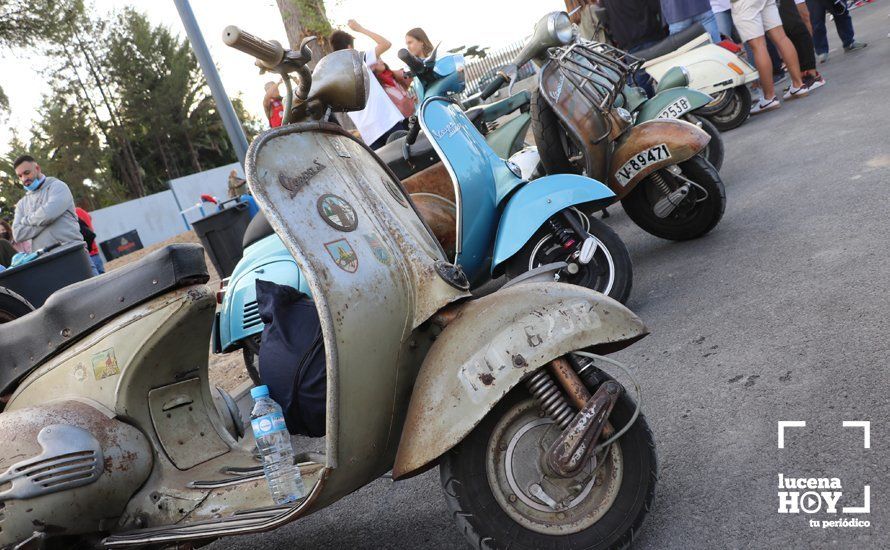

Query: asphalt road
[213,6,890,549]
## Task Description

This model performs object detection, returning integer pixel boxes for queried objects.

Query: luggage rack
[547,40,642,142]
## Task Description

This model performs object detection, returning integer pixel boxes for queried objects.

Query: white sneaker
[751,96,781,115]
[783,85,809,100]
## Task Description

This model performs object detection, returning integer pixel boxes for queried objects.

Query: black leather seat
[242,210,275,249]
[374,131,440,180]
[0,244,209,395]
[632,23,706,62]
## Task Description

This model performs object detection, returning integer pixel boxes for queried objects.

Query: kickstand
[600,207,610,219]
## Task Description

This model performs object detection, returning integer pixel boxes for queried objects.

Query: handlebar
[479,73,508,100]
[398,48,426,74]
[222,26,284,69]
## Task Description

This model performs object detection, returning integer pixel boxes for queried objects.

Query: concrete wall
[169,162,244,222]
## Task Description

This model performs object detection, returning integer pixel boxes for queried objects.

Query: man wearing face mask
[12,155,85,252]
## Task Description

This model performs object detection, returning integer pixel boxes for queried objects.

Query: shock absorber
[649,170,672,196]
[526,370,574,429]
[548,218,576,250]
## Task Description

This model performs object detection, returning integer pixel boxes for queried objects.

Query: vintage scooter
[486,12,726,241]
[0,31,657,549]
[216,38,636,384]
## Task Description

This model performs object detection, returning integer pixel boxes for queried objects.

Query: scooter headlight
[547,12,574,46]
[616,108,633,124]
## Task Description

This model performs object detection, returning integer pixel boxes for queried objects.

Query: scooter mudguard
[486,111,531,159]
[609,118,710,198]
[216,233,309,352]
[635,87,713,123]
[490,173,615,271]
[654,66,690,93]
[392,282,647,479]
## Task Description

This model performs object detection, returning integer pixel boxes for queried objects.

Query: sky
[0,0,566,156]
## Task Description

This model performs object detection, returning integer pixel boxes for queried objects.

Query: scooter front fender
[392,282,647,479]
[635,87,714,123]
[490,174,615,271]
[609,119,709,197]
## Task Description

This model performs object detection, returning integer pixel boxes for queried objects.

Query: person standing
[732,0,809,113]
[805,0,867,63]
[660,0,722,43]
[11,155,85,251]
[263,81,285,128]
[405,28,434,58]
[710,0,734,40]
[329,20,406,150]
[75,207,104,274]
[777,0,826,90]
[601,0,667,96]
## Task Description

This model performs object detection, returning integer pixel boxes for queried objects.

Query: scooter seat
[242,209,274,249]
[375,131,439,181]
[632,23,706,62]
[0,244,209,396]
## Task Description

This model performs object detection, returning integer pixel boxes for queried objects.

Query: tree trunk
[274,0,332,68]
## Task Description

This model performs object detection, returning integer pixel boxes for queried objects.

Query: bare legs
[766,26,805,89]
[748,26,805,100]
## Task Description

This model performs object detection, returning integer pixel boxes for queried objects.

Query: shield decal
[324,238,359,273]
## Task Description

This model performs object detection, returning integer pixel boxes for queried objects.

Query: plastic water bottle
[250,385,305,504]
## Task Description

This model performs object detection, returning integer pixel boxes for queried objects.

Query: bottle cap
[250,385,270,399]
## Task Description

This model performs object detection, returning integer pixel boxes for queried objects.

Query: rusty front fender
[391,282,647,479]
[609,119,709,198]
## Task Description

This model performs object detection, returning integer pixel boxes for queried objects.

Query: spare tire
[0,287,34,324]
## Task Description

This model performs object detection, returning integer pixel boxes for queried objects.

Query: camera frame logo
[777,421,871,529]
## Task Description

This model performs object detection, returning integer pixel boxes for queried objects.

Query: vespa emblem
[433,121,460,139]
[279,159,326,198]
[324,238,359,273]
[549,72,566,102]
[363,233,392,266]
[317,193,358,232]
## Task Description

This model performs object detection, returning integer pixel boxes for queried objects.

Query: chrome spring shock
[526,370,574,429]
[649,170,672,196]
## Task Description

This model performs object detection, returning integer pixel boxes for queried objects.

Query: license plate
[656,97,691,119]
[615,144,672,187]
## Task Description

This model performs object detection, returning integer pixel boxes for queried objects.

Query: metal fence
[458,39,537,99]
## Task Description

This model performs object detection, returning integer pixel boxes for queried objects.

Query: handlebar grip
[398,48,426,74]
[406,116,421,145]
[223,25,284,67]
[480,74,508,100]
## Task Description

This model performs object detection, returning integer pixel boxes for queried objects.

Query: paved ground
[213,6,890,549]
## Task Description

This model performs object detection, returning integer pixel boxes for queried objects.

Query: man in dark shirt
[601,0,667,97]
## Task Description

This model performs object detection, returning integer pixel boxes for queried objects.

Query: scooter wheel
[705,86,751,132]
[0,287,34,323]
[531,88,582,175]
[684,114,724,171]
[621,155,726,241]
[439,382,657,550]
[242,337,263,386]
[504,208,633,304]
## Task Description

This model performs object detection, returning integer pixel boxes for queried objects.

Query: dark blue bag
[255,279,326,437]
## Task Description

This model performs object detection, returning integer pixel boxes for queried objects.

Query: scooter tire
[0,287,34,323]
[685,114,724,171]
[439,383,657,550]
[504,209,633,304]
[621,155,726,241]
[705,86,751,132]
[531,88,582,175]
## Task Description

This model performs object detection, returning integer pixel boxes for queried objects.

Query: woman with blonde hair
[405,27,434,58]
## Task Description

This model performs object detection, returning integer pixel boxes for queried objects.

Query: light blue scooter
[213,63,633,384]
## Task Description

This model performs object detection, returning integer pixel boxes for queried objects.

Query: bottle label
[251,411,287,437]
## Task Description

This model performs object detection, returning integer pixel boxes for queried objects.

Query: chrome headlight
[547,12,574,46]
[616,108,633,124]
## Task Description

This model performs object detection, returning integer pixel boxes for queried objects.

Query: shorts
[731,0,783,41]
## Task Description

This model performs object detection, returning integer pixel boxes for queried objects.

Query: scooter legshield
[634,87,714,123]
[490,174,615,271]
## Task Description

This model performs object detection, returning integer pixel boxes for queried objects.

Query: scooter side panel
[635,87,714,123]
[419,97,501,280]
[486,112,532,160]
[609,119,710,197]
[490,174,615,270]
[392,282,647,479]
[479,90,530,123]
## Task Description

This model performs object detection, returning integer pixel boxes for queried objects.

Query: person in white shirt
[709,0,734,41]
[330,20,407,150]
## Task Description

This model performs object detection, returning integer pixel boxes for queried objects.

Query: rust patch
[478,373,495,386]
[512,354,528,368]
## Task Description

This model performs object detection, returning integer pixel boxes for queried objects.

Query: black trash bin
[0,242,94,308]
[191,201,250,279]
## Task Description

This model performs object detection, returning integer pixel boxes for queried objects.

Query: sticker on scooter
[382,176,409,207]
[324,238,359,273]
[279,159,326,198]
[656,97,691,119]
[317,193,358,232]
[91,348,121,380]
[364,233,392,265]
[615,144,672,187]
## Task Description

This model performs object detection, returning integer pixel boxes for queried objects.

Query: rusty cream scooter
[0,30,657,550]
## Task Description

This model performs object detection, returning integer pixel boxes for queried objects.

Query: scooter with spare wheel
[0,30,657,550]
[484,12,726,241]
